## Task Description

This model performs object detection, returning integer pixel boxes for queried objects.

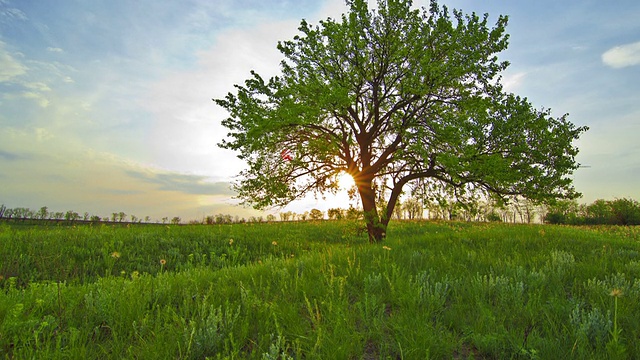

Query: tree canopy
[215,0,588,242]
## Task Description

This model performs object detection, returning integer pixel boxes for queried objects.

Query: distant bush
[544,198,640,225]
[544,212,567,225]
[309,208,324,220]
[610,198,640,225]
[486,211,502,222]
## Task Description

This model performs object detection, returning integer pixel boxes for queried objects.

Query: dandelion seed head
[610,288,623,298]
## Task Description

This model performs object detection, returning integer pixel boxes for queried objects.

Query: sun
[337,172,356,190]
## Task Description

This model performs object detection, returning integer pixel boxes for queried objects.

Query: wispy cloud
[125,170,235,196]
[19,91,49,107]
[602,41,640,68]
[0,0,27,22]
[0,41,27,82]
[500,71,527,92]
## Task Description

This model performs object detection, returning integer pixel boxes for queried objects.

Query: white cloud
[0,41,27,81]
[141,19,302,179]
[21,91,50,107]
[501,71,527,92]
[140,1,351,180]
[35,127,54,141]
[23,81,51,92]
[602,41,640,68]
[0,126,257,220]
[46,47,64,53]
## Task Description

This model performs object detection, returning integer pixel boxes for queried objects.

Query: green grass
[1,221,639,359]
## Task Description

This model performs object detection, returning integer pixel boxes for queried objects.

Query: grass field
[1,220,639,359]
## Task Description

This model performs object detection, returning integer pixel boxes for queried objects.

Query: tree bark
[357,177,386,243]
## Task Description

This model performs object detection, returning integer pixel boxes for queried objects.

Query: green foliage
[215,0,587,242]
[486,211,502,222]
[610,198,640,225]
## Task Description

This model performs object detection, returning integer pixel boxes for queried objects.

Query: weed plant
[1,221,639,358]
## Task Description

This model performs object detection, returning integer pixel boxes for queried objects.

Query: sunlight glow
[337,172,356,190]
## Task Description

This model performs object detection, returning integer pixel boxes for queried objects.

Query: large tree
[215,0,587,242]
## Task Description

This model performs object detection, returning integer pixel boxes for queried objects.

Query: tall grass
[1,221,639,358]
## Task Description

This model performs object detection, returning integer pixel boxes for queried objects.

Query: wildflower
[160,259,167,266]
[382,246,392,251]
[280,148,293,161]
[131,271,140,279]
[229,238,234,245]
[610,288,623,298]
[110,251,121,259]
[272,241,278,246]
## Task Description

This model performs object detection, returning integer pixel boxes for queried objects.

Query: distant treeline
[0,205,181,225]
[0,204,364,226]
[2,197,639,227]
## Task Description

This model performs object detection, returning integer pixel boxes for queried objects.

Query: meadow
[1,220,639,359]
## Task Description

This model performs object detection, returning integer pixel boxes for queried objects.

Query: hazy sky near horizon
[1,0,639,221]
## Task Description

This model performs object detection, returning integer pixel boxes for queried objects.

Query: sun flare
[337,172,356,190]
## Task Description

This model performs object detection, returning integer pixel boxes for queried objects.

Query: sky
[1,0,639,222]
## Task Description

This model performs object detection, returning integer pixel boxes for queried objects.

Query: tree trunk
[357,178,386,243]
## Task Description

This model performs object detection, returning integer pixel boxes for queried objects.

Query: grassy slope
[1,221,639,359]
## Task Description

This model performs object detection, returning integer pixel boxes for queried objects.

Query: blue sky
[1,0,639,221]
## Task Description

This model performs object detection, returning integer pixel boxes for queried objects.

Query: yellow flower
[272,241,278,246]
[229,238,234,245]
[160,259,167,265]
[610,288,623,298]
[382,246,392,251]
[111,251,121,259]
